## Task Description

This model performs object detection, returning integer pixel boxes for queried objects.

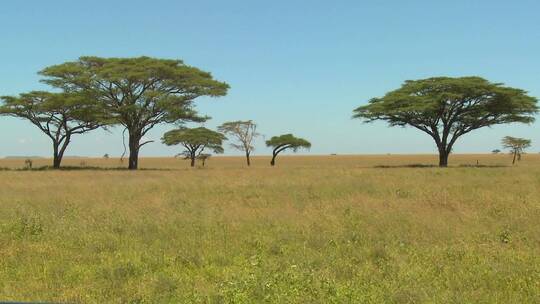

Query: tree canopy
[265,134,311,166]
[0,91,105,168]
[353,77,538,167]
[162,127,226,167]
[218,120,259,166]
[502,136,531,164]
[39,56,229,169]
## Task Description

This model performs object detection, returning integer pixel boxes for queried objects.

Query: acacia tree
[502,136,531,165]
[39,56,229,170]
[0,91,105,168]
[197,153,212,167]
[353,77,537,167]
[161,127,226,167]
[218,120,259,166]
[265,134,311,166]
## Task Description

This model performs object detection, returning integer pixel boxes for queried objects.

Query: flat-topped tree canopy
[353,76,538,167]
[0,91,106,168]
[39,56,229,169]
[502,136,531,164]
[502,136,531,149]
[265,134,311,166]
[162,127,226,167]
[266,134,311,150]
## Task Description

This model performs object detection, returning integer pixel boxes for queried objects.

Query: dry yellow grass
[1,153,534,169]
[0,154,539,303]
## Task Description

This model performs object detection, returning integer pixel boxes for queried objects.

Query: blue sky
[0,0,539,157]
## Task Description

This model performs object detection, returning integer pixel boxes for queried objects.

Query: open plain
[0,154,539,303]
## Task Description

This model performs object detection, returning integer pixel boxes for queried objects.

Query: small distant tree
[24,158,33,169]
[103,153,110,159]
[0,91,105,168]
[492,149,501,154]
[353,77,537,167]
[218,120,259,166]
[265,134,311,166]
[197,153,212,167]
[162,127,226,167]
[502,136,531,164]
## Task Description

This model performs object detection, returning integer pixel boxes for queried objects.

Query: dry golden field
[0,153,532,169]
[0,154,539,303]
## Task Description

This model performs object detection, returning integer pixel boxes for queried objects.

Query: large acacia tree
[0,91,105,168]
[265,134,311,166]
[40,56,229,169]
[161,127,226,167]
[218,120,259,166]
[354,77,537,167]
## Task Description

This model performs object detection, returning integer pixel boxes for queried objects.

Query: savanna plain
[0,154,539,303]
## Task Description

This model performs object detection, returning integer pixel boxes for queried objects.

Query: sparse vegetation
[24,158,32,169]
[218,120,259,166]
[0,154,538,303]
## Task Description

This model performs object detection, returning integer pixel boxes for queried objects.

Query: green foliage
[39,56,229,169]
[354,77,537,127]
[39,56,229,125]
[353,76,538,166]
[162,127,225,166]
[265,134,311,152]
[266,134,311,166]
[0,91,106,167]
[0,91,106,127]
[162,127,226,152]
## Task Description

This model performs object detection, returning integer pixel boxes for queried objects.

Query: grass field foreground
[0,155,539,303]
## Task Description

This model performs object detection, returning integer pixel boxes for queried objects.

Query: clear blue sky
[0,0,539,157]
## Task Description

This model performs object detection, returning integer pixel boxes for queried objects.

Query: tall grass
[0,155,538,303]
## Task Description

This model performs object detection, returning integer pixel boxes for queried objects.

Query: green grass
[0,155,539,303]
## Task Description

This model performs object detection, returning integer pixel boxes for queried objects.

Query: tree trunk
[53,154,61,169]
[190,157,196,167]
[128,132,141,170]
[512,151,517,165]
[246,151,251,166]
[52,138,70,169]
[128,148,139,170]
[270,153,276,166]
[438,149,449,167]
[53,143,61,169]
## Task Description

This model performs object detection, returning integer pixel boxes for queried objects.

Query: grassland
[0,154,539,303]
